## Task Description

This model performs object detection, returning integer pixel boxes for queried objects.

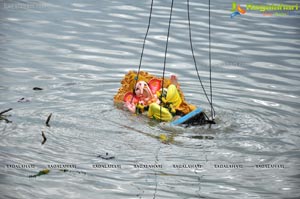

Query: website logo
[231,2,246,18]
[230,2,299,18]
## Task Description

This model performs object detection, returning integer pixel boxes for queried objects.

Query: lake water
[0,0,299,198]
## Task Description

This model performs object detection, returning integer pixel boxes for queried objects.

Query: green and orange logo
[231,2,246,18]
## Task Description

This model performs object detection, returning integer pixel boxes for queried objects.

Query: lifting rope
[136,0,154,80]
[208,0,215,119]
[160,0,175,121]
[135,0,216,123]
[187,0,215,120]
[130,0,154,103]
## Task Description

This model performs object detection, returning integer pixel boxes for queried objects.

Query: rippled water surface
[1,0,300,198]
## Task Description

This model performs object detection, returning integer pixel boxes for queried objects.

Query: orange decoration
[237,5,246,14]
[148,78,162,94]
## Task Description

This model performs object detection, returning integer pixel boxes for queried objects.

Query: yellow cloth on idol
[148,103,173,121]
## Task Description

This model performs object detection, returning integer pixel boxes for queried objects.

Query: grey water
[0,0,299,198]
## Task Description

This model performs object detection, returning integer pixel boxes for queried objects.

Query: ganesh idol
[113,71,196,122]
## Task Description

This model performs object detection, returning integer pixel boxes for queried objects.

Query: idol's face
[135,81,152,99]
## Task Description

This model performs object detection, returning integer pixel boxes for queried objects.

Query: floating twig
[97,152,115,160]
[33,87,43,90]
[41,131,47,145]
[0,116,12,123]
[60,169,86,175]
[18,98,30,103]
[0,108,13,123]
[45,113,52,127]
[0,108,12,116]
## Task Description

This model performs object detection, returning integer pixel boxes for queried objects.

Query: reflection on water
[0,0,300,198]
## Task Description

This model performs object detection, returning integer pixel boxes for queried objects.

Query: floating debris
[0,108,13,123]
[190,135,214,140]
[0,116,12,123]
[45,113,52,127]
[0,108,13,115]
[158,133,174,144]
[33,87,43,90]
[60,169,86,175]
[41,131,47,145]
[97,152,115,160]
[29,169,50,178]
[0,116,10,122]
[18,98,30,103]
[159,134,168,143]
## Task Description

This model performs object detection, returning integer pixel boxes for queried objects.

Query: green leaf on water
[29,169,50,178]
